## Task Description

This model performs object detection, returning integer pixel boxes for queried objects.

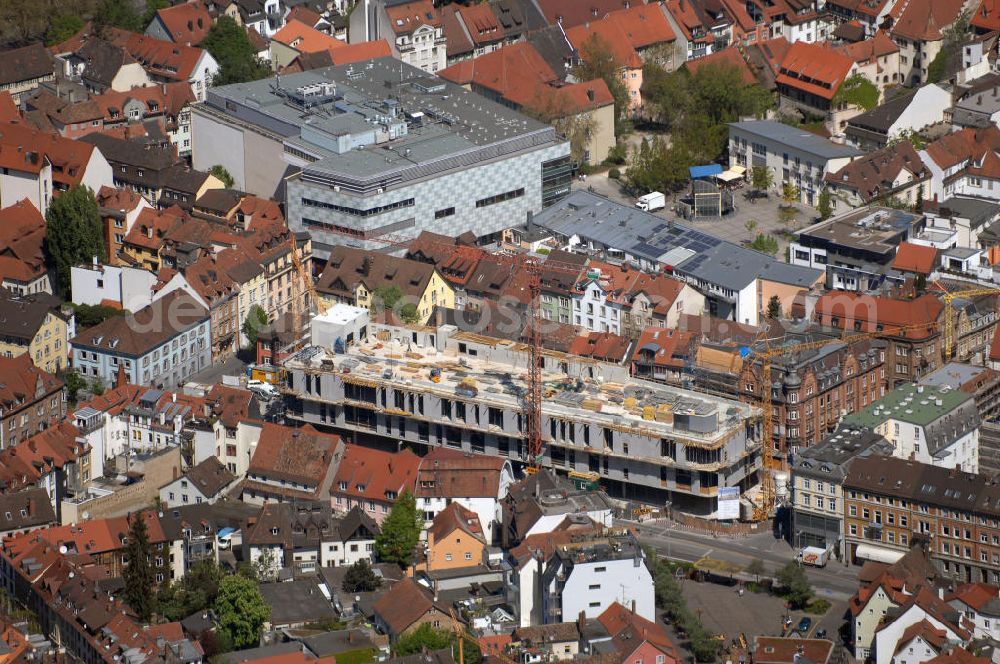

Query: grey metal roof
[936,196,1000,229]
[846,89,917,134]
[793,427,893,482]
[533,190,822,291]
[920,362,990,389]
[204,57,557,185]
[729,120,863,160]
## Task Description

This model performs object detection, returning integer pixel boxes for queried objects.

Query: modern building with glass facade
[193,58,571,259]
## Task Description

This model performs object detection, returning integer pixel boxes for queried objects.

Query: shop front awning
[855,544,905,564]
[716,170,744,182]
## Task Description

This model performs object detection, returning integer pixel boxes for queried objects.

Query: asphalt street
[627,519,860,600]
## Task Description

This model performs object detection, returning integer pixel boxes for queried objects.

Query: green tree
[374,490,421,566]
[831,74,879,111]
[818,187,833,220]
[688,62,773,125]
[94,0,144,32]
[242,304,268,349]
[572,34,631,134]
[123,513,155,622]
[210,165,235,189]
[156,560,224,621]
[74,303,129,329]
[45,14,84,46]
[748,234,779,257]
[215,574,270,650]
[45,185,104,298]
[688,627,723,662]
[766,295,782,320]
[775,561,814,609]
[90,376,106,396]
[915,273,927,293]
[61,369,87,403]
[141,0,170,26]
[203,16,271,86]
[251,548,278,582]
[342,560,382,593]
[372,284,403,310]
[744,219,758,235]
[394,624,480,664]
[750,166,773,193]
[745,558,766,583]
[781,182,800,206]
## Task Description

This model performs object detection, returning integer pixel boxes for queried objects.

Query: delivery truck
[635,191,665,212]
[797,546,831,567]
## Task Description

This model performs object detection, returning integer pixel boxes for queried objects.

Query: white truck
[797,546,831,568]
[635,191,665,212]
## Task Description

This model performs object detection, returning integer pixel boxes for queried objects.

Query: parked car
[797,617,812,633]
[815,628,827,639]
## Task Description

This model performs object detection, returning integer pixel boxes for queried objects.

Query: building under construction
[282,322,762,518]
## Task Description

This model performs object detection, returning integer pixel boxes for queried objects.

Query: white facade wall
[948,601,1000,641]
[735,280,759,327]
[874,604,962,664]
[70,264,158,311]
[853,587,902,660]
[888,85,951,139]
[572,281,622,335]
[556,558,654,622]
[524,509,614,540]
[874,420,978,474]
[189,51,219,102]
[892,636,939,664]
[159,477,212,508]
[0,164,51,216]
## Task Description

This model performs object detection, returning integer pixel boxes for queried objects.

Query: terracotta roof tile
[813,291,942,338]
[385,0,440,36]
[373,578,439,634]
[427,502,486,543]
[972,0,1000,32]
[777,40,855,100]
[536,0,634,29]
[825,140,927,203]
[273,19,348,55]
[0,44,54,87]
[248,423,342,494]
[892,242,938,275]
[332,444,420,502]
[415,448,507,498]
[685,47,757,85]
[890,0,965,41]
[153,2,213,45]
[568,332,631,363]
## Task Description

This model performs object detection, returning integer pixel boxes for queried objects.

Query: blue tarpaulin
[689,164,724,179]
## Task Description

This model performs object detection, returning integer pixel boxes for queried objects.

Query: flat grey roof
[533,190,822,291]
[794,427,891,470]
[920,362,989,389]
[798,207,918,255]
[204,57,557,183]
[937,196,1000,228]
[729,120,862,160]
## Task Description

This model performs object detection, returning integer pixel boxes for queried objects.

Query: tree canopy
[766,295,782,320]
[157,560,223,622]
[831,74,879,112]
[123,513,155,622]
[629,62,772,191]
[210,165,235,188]
[342,560,382,593]
[94,0,144,32]
[45,14,84,46]
[74,303,128,329]
[394,624,481,664]
[818,187,833,221]
[242,304,269,349]
[374,491,421,566]
[45,185,104,298]
[214,574,270,650]
[203,16,271,86]
[775,561,814,609]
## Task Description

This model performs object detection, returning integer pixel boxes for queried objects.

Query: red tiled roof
[427,502,486,543]
[972,0,1000,32]
[665,0,709,42]
[924,126,1000,170]
[565,20,643,69]
[273,19,348,54]
[948,583,1000,612]
[535,0,634,28]
[92,82,195,124]
[248,423,341,490]
[441,41,556,105]
[776,41,855,100]
[605,4,676,48]
[838,30,899,63]
[925,649,992,664]
[205,384,255,428]
[569,332,631,362]
[631,327,693,369]
[597,603,677,661]
[385,0,440,36]
[327,39,392,65]
[890,0,965,41]
[107,28,207,81]
[813,292,942,338]
[153,2,213,45]
[895,620,947,655]
[0,123,97,187]
[0,199,46,284]
[892,242,938,275]
[415,448,507,498]
[0,93,20,124]
[373,578,441,634]
[287,6,324,27]
[332,444,420,502]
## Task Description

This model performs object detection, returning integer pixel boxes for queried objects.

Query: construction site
[282,320,764,518]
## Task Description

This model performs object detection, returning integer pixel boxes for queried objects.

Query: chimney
[577,610,586,632]
[586,88,595,102]
[630,599,636,614]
